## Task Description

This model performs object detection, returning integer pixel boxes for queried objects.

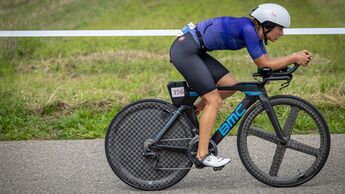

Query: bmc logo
[219,103,246,137]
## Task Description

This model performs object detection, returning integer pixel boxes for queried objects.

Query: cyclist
[169,3,312,168]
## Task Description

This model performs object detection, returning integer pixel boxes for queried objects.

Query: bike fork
[259,95,288,144]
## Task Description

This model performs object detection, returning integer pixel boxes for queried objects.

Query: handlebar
[271,63,299,76]
[252,63,300,90]
[252,63,299,78]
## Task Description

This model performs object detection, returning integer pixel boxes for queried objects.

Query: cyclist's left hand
[305,50,313,66]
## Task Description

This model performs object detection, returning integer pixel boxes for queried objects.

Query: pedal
[194,163,205,169]
[213,166,224,171]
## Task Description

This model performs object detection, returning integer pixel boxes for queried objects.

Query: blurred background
[0,0,344,140]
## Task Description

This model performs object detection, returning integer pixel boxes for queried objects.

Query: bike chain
[151,137,223,171]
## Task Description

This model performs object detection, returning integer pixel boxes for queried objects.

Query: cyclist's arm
[254,54,295,70]
[254,50,312,70]
[241,24,312,70]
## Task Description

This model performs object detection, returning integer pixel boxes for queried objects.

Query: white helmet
[250,3,291,28]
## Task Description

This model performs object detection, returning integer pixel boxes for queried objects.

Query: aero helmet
[250,3,291,28]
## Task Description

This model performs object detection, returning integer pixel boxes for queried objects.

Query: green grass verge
[0,0,344,140]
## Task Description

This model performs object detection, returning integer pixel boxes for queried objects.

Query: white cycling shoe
[199,153,231,168]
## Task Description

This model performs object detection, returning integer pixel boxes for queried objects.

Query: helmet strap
[262,26,268,45]
[262,27,273,45]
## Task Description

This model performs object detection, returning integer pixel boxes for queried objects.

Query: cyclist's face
[267,26,284,42]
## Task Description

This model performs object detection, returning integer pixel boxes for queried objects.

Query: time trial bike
[105,63,330,190]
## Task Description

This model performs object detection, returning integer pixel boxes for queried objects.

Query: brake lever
[279,75,293,90]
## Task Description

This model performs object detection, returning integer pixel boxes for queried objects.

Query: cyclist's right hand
[293,50,312,66]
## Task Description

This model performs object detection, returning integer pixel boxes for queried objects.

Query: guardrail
[0,28,345,37]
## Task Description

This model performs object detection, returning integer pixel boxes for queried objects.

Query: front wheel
[237,95,330,187]
[105,99,194,190]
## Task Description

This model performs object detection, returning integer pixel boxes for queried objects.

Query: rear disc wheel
[105,99,194,190]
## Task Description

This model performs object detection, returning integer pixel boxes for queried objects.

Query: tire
[105,99,194,190]
[237,95,330,187]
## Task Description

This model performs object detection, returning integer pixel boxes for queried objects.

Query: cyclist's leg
[170,33,218,158]
[194,53,237,113]
[216,72,237,99]
[194,74,237,114]
[170,33,229,166]
[197,89,230,167]
[197,89,222,159]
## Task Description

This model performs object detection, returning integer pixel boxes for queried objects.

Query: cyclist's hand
[293,50,312,66]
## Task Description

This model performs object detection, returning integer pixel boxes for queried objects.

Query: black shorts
[169,32,229,96]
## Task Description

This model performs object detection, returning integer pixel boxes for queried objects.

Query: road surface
[0,135,344,193]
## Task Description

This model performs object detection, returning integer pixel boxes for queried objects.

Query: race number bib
[171,87,185,97]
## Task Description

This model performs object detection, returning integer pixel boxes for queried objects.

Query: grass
[0,0,344,140]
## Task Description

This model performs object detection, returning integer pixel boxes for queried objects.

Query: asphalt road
[0,135,344,194]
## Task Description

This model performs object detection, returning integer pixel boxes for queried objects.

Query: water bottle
[177,22,196,36]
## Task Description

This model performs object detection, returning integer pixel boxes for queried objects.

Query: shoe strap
[200,153,213,162]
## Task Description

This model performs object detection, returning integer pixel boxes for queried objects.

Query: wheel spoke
[287,139,319,157]
[283,106,300,137]
[248,127,278,144]
[269,144,287,176]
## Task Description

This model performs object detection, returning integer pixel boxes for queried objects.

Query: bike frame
[150,81,288,154]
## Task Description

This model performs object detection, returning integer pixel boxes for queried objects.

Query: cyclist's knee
[213,96,223,108]
[202,91,222,109]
